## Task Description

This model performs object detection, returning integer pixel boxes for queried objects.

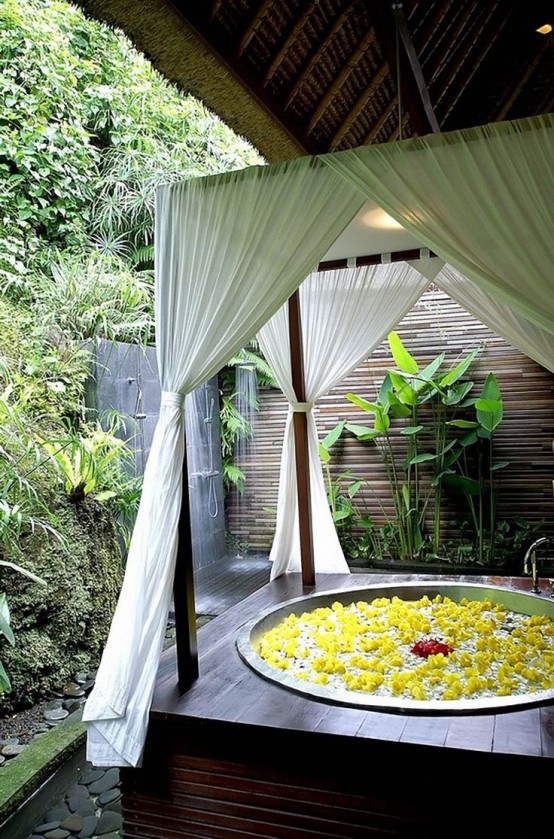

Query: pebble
[87,766,120,794]
[59,813,83,832]
[44,708,69,722]
[62,683,85,698]
[77,814,98,837]
[44,830,70,839]
[95,811,123,835]
[2,743,27,756]
[97,788,121,806]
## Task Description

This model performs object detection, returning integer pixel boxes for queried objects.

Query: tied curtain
[83,158,366,768]
[324,114,554,337]
[257,263,429,578]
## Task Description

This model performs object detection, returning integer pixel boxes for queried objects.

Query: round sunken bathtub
[236,581,554,715]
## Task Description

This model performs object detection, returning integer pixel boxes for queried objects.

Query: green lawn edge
[0,711,86,822]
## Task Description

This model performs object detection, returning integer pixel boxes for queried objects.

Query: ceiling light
[536,23,552,34]
[361,208,404,230]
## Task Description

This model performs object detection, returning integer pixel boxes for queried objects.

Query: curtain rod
[317,246,436,273]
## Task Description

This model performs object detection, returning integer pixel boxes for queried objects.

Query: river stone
[87,767,120,794]
[76,815,98,838]
[63,682,85,698]
[79,767,104,785]
[95,810,123,835]
[44,707,69,721]
[45,699,63,711]
[74,798,96,818]
[33,823,61,835]
[104,796,123,813]
[66,786,89,812]
[0,755,5,765]
[97,788,121,806]
[2,743,27,756]
[75,671,88,684]
[63,698,84,714]
[45,807,70,823]
[0,737,19,745]
[43,830,70,839]
[60,812,83,832]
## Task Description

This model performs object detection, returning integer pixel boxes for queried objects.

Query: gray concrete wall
[85,339,226,571]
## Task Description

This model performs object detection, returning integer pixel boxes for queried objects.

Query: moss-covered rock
[1,496,122,712]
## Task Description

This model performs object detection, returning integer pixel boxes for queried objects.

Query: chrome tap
[523,537,551,594]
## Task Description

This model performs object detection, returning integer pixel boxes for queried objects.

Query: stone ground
[1,553,273,838]
[0,672,123,839]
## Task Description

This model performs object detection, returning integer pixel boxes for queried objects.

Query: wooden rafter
[432,4,498,108]
[307,28,376,134]
[239,0,277,56]
[362,95,398,144]
[285,0,358,109]
[264,0,322,86]
[495,37,552,121]
[329,63,389,148]
[392,1,440,133]
[440,10,507,124]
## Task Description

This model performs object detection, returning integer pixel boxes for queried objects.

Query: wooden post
[173,421,199,691]
[288,291,315,587]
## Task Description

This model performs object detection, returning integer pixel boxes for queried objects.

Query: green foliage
[319,421,363,532]
[339,332,508,563]
[34,251,155,344]
[0,593,14,693]
[1,497,121,711]
[37,419,135,503]
[0,0,262,295]
[219,342,275,493]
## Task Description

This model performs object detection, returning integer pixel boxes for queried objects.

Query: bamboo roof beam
[264,1,321,86]
[307,28,376,134]
[495,38,552,121]
[329,63,389,148]
[239,0,276,56]
[285,0,358,109]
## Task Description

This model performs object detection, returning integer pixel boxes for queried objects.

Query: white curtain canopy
[83,113,554,768]
[324,113,554,336]
[258,263,429,578]
[83,158,366,768]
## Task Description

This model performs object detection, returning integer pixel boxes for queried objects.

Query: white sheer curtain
[324,114,554,335]
[434,264,554,373]
[83,158,366,768]
[258,263,429,579]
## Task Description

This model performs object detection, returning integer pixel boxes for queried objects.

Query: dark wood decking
[124,573,554,838]
[193,553,271,618]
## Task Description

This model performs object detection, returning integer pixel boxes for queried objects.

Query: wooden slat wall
[226,287,554,552]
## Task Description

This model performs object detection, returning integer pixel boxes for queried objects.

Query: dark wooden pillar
[288,291,315,587]
[173,422,199,691]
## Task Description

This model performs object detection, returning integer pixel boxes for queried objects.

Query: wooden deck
[124,573,554,838]
[193,552,271,618]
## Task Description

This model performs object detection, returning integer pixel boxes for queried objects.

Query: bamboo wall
[225,287,554,554]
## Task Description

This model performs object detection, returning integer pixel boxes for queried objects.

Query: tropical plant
[34,251,155,345]
[219,341,276,493]
[319,421,363,532]
[341,332,487,561]
[0,392,66,551]
[442,372,509,564]
[37,418,136,504]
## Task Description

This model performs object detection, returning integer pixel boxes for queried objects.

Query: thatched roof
[74,0,553,162]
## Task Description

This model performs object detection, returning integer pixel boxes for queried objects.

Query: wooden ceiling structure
[75,0,553,162]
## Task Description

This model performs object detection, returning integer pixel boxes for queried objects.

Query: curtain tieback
[160,390,186,409]
[290,401,313,413]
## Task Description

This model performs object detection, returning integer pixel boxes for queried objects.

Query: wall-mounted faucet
[523,537,551,594]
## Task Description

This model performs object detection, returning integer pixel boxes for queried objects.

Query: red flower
[411,638,453,658]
